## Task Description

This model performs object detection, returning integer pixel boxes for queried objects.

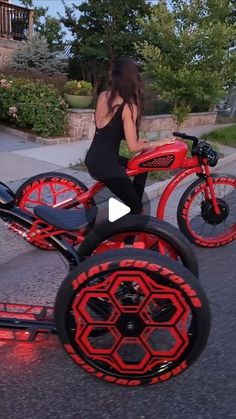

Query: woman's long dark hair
[107,57,143,133]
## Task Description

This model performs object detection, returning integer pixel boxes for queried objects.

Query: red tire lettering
[95,372,104,378]
[150,377,160,384]
[64,344,74,353]
[159,372,171,381]
[119,259,135,267]
[99,262,111,272]
[71,354,84,365]
[133,261,148,268]
[76,272,88,284]
[104,375,117,383]
[169,274,184,284]
[116,379,128,385]
[191,297,202,308]
[180,360,187,370]
[128,380,141,386]
[181,283,196,297]
[83,364,96,373]
[72,279,79,290]
[147,263,162,271]
[88,266,101,277]
[172,366,182,376]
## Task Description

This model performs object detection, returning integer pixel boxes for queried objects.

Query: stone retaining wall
[67,109,217,141]
[0,39,20,68]
[0,110,217,145]
[67,109,95,140]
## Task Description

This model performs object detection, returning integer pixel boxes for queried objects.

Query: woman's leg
[133,172,148,199]
[118,155,148,201]
[103,166,143,214]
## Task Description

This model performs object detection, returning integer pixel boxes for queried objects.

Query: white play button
[108,198,131,222]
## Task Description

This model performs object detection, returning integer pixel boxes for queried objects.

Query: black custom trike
[0,181,210,386]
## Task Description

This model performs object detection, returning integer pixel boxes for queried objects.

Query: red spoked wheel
[177,175,236,247]
[15,172,95,250]
[55,249,210,386]
[94,231,178,259]
[78,215,199,277]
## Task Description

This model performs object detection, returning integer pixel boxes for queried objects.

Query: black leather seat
[34,206,97,231]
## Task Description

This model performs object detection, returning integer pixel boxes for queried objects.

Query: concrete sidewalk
[0,130,91,186]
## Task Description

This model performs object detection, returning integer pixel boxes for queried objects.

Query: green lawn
[203,124,236,147]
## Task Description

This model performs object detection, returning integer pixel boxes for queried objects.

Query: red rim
[56,249,210,385]
[183,177,236,247]
[17,177,91,249]
[18,178,87,213]
[92,232,179,260]
[70,269,191,378]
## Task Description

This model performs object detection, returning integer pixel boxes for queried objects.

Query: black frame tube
[0,317,56,333]
[0,206,81,268]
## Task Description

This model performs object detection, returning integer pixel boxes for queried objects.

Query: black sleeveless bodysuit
[85,102,147,214]
[85,102,126,178]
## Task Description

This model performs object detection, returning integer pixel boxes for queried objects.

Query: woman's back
[86,91,126,169]
[95,91,124,130]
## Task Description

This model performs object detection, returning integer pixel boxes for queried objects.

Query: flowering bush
[0,78,12,89]
[8,106,18,119]
[2,68,67,93]
[64,80,93,96]
[0,75,68,137]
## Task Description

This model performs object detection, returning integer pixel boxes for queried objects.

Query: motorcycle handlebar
[172,132,199,145]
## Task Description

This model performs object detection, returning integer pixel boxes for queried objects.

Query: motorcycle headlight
[207,149,219,167]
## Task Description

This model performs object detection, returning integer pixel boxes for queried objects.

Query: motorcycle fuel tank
[127,140,188,171]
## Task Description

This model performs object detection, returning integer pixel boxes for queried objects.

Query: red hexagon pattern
[72,270,190,374]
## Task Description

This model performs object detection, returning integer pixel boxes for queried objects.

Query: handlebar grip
[172,131,199,143]
[172,131,186,138]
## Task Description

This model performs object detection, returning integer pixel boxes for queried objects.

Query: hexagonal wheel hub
[116,313,146,337]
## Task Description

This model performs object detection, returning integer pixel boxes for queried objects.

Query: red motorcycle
[15,131,236,250]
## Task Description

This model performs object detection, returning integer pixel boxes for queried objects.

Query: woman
[85,57,175,214]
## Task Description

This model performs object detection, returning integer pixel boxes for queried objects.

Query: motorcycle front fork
[201,164,221,215]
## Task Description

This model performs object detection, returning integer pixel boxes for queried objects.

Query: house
[0,0,34,67]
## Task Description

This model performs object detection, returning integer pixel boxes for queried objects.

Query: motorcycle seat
[34,205,97,231]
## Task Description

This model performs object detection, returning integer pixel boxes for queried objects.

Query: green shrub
[2,68,67,93]
[172,104,191,128]
[0,75,68,137]
[119,141,133,159]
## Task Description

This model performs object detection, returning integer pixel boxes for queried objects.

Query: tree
[9,34,65,74]
[138,0,236,126]
[20,0,66,51]
[37,16,66,52]
[61,0,151,92]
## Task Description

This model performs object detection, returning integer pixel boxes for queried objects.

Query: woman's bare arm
[95,91,108,127]
[122,104,150,152]
[123,104,176,153]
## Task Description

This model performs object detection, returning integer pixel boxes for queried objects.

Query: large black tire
[177,174,236,247]
[55,248,210,386]
[15,171,96,250]
[78,215,199,278]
